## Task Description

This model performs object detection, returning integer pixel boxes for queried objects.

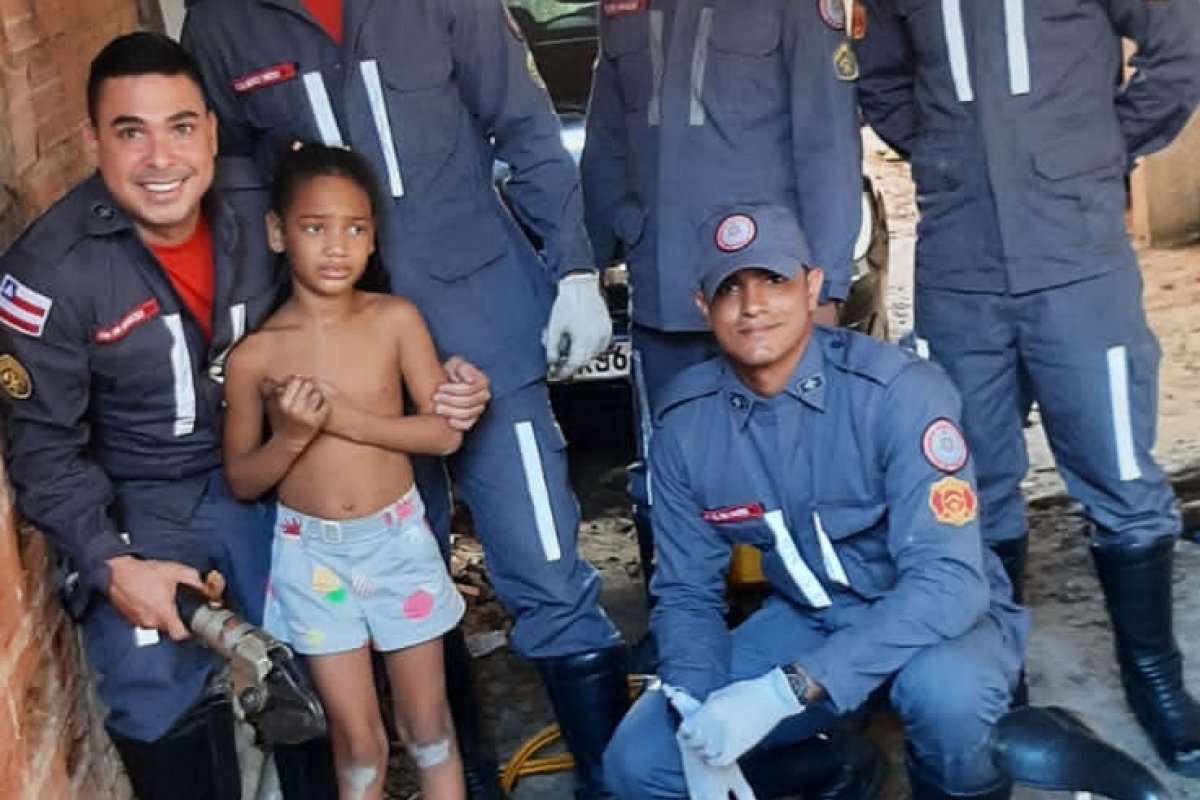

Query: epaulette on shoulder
[654,356,724,422]
[823,328,917,388]
[8,180,101,267]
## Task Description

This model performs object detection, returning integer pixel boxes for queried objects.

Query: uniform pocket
[604,15,656,113]
[1030,136,1126,247]
[239,72,308,132]
[1039,0,1087,21]
[376,54,458,165]
[613,202,648,247]
[420,215,510,283]
[705,6,784,120]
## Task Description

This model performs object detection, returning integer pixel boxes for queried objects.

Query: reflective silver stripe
[915,336,931,360]
[632,347,654,505]
[764,510,832,608]
[1106,346,1142,481]
[689,7,712,126]
[208,303,247,384]
[941,0,973,102]
[1003,0,1030,95]
[163,314,196,437]
[515,421,562,562]
[812,512,850,587]
[648,10,665,126]
[302,71,345,147]
[230,302,246,343]
[359,60,405,198]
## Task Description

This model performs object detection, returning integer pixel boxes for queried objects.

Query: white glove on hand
[543,272,612,379]
[676,668,803,767]
[664,685,758,800]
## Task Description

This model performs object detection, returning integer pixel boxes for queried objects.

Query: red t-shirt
[303,0,344,44]
[150,216,216,340]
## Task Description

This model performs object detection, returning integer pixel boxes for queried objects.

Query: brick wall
[0,0,142,797]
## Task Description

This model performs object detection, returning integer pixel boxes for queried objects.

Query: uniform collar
[720,329,828,428]
[78,171,241,255]
[80,173,136,238]
[783,329,828,412]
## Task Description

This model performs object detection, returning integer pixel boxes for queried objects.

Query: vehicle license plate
[561,339,631,383]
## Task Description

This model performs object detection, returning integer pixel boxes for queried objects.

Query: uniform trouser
[915,266,1180,550]
[81,468,274,743]
[603,597,1023,800]
[414,379,621,658]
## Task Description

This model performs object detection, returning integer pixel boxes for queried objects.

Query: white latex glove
[663,684,758,800]
[676,668,803,767]
[543,272,612,379]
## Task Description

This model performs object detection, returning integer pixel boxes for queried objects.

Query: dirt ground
[387,144,1200,800]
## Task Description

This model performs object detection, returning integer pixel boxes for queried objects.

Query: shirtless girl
[224,144,466,800]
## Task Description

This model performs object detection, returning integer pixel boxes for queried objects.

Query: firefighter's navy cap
[698,204,813,300]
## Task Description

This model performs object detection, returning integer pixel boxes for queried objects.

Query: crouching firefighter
[604,205,1030,800]
[0,33,487,800]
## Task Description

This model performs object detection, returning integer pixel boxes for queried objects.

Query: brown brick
[1,13,40,55]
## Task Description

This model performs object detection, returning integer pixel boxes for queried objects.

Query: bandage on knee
[409,738,451,769]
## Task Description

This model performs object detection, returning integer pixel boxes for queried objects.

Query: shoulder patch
[818,0,846,29]
[851,1,867,39]
[929,476,978,527]
[922,417,968,473]
[0,274,52,337]
[834,41,859,82]
[0,354,32,400]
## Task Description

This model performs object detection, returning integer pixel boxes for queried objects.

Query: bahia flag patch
[0,274,52,337]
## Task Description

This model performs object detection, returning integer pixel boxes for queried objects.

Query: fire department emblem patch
[929,477,978,527]
[0,354,32,400]
[818,0,846,29]
[834,41,859,82]
[922,417,968,472]
[851,1,868,39]
[715,214,757,253]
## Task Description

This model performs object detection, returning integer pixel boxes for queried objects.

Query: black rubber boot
[444,626,509,800]
[740,730,886,800]
[536,645,630,800]
[907,753,1011,800]
[273,736,338,800]
[989,536,1027,605]
[110,694,242,800]
[1093,538,1200,777]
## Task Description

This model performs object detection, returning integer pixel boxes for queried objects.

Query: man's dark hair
[87,32,208,124]
[270,143,383,218]
[270,143,390,293]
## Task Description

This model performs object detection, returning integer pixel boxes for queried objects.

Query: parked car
[497,0,890,387]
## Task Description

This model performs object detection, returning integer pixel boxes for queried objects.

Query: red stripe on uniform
[6,293,43,316]
[0,307,40,334]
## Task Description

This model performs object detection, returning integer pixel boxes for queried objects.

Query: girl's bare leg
[384,636,466,800]
[309,647,389,800]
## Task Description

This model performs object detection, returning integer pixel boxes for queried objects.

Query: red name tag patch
[702,503,765,524]
[232,62,298,94]
[603,0,648,16]
[95,299,160,344]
